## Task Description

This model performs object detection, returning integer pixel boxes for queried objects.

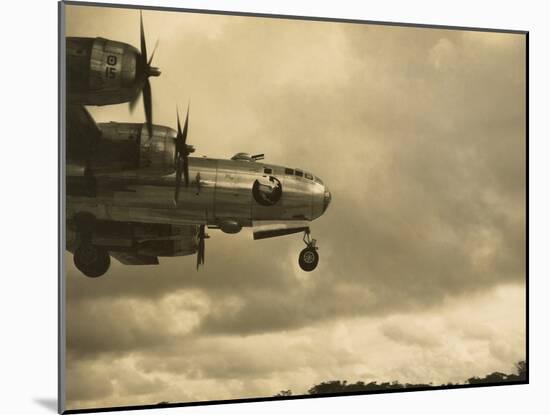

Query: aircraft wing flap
[110,252,159,265]
[252,220,310,240]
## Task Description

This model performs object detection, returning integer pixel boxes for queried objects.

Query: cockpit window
[285,168,294,175]
[295,170,304,177]
[264,167,273,174]
[305,172,313,180]
[314,176,324,185]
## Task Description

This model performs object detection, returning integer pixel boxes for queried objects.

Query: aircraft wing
[66,104,101,163]
[252,220,310,240]
[110,252,160,265]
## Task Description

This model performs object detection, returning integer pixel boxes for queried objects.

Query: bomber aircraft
[65,13,331,278]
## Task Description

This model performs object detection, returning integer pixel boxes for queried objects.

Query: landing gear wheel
[299,230,319,271]
[299,247,319,271]
[74,244,110,278]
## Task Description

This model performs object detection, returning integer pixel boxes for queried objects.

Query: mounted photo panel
[59,1,528,413]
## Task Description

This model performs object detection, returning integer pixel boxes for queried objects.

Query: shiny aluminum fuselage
[67,156,327,228]
[67,120,329,228]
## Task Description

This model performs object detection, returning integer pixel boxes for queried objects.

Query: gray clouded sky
[64,4,526,410]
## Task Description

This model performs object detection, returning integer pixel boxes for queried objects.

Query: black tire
[74,244,110,278]
[299,247,319,272]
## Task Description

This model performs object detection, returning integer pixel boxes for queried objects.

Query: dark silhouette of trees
[293,361,527,397]
[467,372,508,384]
[307,380,431,395]
[514,360,527,380]
[467,360,527,384]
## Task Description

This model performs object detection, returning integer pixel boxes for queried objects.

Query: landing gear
[72,211,96,234]
[298,230,319,272]
[74,243,110,278]
[71,212,111,278]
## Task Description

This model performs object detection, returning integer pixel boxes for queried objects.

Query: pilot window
[264,168,273,174]
[314,176,324,185]
[285,168,294,175]
[295,170,304,177]
[305,172,313,180]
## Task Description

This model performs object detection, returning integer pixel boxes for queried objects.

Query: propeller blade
[143,78,153,138]
[174,109,182,164]
[176,109,182,137]
[148,40,159,66]
[201,226,206,265]
[183,155,190,188]
[139,10,147,65]
[200,239,205,267]
[174,158,182,205]
[182,105,189,146]
[196,224,205,270]
[129,93,140,113]
[173,105,192,203]
[196,242,200,270]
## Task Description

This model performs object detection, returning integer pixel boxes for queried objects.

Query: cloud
[66,361,115,403]
[380,321,442,348]
[66,357,180,410]
[429,37,457,70]
[66,290,210,358]
[65,284,525,409]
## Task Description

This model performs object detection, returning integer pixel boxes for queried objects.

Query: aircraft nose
[323,186,332,213]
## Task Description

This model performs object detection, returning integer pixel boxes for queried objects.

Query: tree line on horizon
[275,360,527,397]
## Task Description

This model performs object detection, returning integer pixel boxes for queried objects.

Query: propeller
[174,106,195,205]
[196,224,206,270]
[130,11,161,138]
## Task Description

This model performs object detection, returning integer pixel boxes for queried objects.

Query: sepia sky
[64,4,526,410]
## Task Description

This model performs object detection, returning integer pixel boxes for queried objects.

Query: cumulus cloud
[65,285,525,409]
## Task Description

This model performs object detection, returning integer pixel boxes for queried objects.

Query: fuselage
[67,124,331,229]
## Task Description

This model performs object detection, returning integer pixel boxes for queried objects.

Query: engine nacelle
[87,123,176,177]
[67,37,146,106]
[218,220,242,234]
